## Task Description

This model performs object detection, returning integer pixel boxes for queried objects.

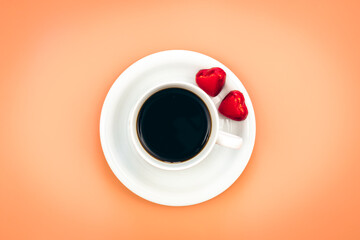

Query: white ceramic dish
[100,50,256,206]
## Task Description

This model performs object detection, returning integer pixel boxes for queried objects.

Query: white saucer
[100,50,256,206]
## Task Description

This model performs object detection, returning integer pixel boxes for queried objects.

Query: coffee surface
[137,88,211,162]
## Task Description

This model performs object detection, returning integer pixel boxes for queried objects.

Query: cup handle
[216,131,243,149]
[211,96,243,149]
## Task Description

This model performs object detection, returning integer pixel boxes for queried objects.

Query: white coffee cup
[129,82,242,171]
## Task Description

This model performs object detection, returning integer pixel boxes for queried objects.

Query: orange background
[1,0,360,239]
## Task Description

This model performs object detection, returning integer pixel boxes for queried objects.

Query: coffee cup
[129,82,242,170]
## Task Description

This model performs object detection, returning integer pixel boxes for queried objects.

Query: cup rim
[129,82,219,170]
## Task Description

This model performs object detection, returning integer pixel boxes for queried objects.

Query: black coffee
[137,88,211,163]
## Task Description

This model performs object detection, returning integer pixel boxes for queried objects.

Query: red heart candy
[219,90,248,121]
[196,67,226,97]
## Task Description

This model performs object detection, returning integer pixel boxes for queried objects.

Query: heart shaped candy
[196,67,226,97]
[218,90,248,121]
